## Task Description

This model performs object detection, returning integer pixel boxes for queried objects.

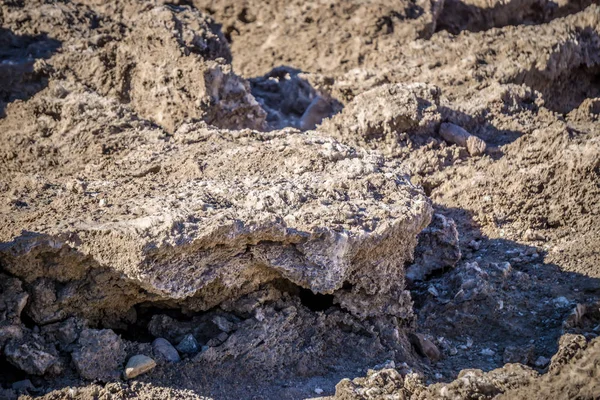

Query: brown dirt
[1,1,599,399]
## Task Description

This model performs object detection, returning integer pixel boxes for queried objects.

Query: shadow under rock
[410,204,600,379]
[0,28,61,118]
[249,65,343,131]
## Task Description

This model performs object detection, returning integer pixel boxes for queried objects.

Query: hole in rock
[299,289,335,312]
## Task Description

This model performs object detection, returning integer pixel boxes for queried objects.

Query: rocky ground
[0,0,599,399]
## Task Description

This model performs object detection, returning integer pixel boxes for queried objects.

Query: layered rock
[0,78,432,321]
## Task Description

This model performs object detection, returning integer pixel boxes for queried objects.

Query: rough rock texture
[322,83,442,158]
[0,70,432,320]
[4,337,60,376]
[71,329,126,381]
[406,213,461,282]
[331,336,600,399]
[0,0,266,133]
[1,0,600,399]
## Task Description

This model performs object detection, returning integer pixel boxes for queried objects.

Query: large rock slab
[0,82,431,319]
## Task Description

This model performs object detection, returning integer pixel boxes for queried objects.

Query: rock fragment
[407,213,461,282]
[439,122,487,156]
[152,338,180,363]
[176,334,199,355]
[71,329,126,381]
[4,339,59,375]
[1,123,432,320]
[409,333,441,362]
[322,83,442,157]
[534,356,550,368]
[124,355,156,380]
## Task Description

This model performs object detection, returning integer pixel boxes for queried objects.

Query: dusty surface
[1,0,600,399]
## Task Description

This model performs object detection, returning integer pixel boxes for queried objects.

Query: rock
[439,123,487,156]
[563,304,587,329]
[124,355,156,380]
[300,96,338,131]
[481,348,496,356]
[552,296,571,308]
[409,333,441,362]
[407,214,461,282]
[490,262,512,278]
[207,332,229,347]
[534,356,550,368]
[503,345,535,365]
[1,121,432,321]
[0,275,29,325]
[372,360,396,370]
[314,387,324,395]
[41,317,83,350]
[152,338,180,363]
[11,380,34,392]
[549,334,588,373]
[71,329,126,381]
[0,325,24,348]
[4,338,59,375]
[176,334,199,355]
[334,368,408,399]
[211,316,234,333]
[321,83,442,157]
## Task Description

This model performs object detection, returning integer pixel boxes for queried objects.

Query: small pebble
[481,348,495,356]
[314,388,324,395]
[124,355,156,380]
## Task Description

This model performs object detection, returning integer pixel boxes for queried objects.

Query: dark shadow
[436,0,598,35]
[0,28,61,118]
[410,203,600,379]
[249,66,343,131]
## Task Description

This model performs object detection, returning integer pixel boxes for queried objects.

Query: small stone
[12,379,34,392]
[439,123,486,156]
[124,355,156,380]
[98,198,106,207]
[534,356,550,368]
[152,338,180,363]
[490,262,512,277]
[176,334,199,354]
[314,388,324,395]
[503,345,535,365]
[468,240,480,250]
[427,285,439,297]
[207,332,229,347]
[553,296,571,308]
[372,360,395,370]
[480,348,495,356]
[409,333,441,362]
[211,315,233,333]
